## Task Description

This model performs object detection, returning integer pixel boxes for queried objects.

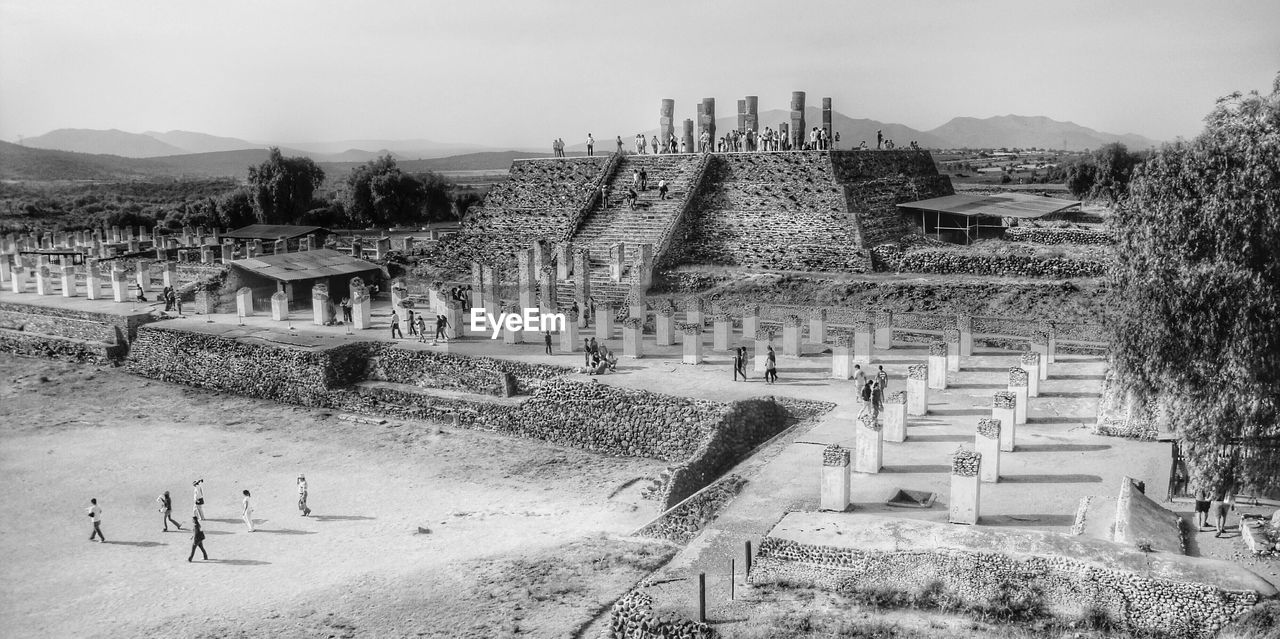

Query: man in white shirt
[87,498,104,542]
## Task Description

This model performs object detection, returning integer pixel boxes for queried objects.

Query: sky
[1,0,1277,148]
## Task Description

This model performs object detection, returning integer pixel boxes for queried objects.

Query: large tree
[1109,74,1280,495]
[246,147,325,224]
[341,155,452,227]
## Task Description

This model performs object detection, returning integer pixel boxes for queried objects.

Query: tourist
[699,131,710,153]
[583,338,592,367]
[544,330,552,355]
[876,365,889,391]
[297,475,311,517]
[558,138,566,157]
[551,139,559,157]
[651,135,659,155]
[853,364,867,392]
[162,286,173,311]
[187,516,208,562]
[859,141,868,150]
[175,291,183,315]
[870,379,884,415]
[638,168,647,191]
[241,489,255,532]
[406,309,417,336]
[87,498,105,542]
[657,179,668,200]
[632,169,640,190]
[1213,488,1236,538]
[733,346,748,381]
[416,315,427,342]
[586,134,595,157]
[570,300,580,320]
[135,282,147,303]
[860,380,873,412]
[876,130,883,149]
[765,346,777,384]
[341,297,352,323]
[679,139,687,153]
[617,135,624,154]
[435,314,450,341]
[589,337,599,357]
[192,479,205,521]
[390,311,403,339]
[1193,486,1212,528]
[625,187,638,210]
[157,490,183,532]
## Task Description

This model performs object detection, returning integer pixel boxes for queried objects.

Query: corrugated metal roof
[223,224,328,240]
[896,194,1080,219]
[229,249,381,283]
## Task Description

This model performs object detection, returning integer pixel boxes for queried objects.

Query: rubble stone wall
[1005,226,1113,245]
[0,300,152,341]
[873,244,1107,278]
[362,344,571,396]
[0,309,120,343]
[0,329,122,365]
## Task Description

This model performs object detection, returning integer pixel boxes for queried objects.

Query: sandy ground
[0,354,667,638]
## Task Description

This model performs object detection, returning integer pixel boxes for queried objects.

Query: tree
[246,148,325,224]
[1089,143,1141,203]
[341,155,453,227]
[1108,73,1280,495]
[1064,161,1096,198]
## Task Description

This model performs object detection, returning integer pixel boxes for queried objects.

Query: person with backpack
[87,498,105,543]
[157,491,183,532]
[297,475,311,517]
[657,179,669,200]
[187,516,208,562]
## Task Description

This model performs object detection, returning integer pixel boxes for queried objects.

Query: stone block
[907,364,929,416]
[957,313,974,357]
[975,418,1001,483]
[271,292,289,321]
[883,392,907,443]
[655,308,676,346]
[928,342,948,390]
[1009,367,1029,425]
[9,261,25,293]
[35,266,52,295]
[741,305,759,338]
[595,303,613,340]
[84,265,100,300]
[950,450,981,525]
[110,269,128,302]
[808,308,826,344]
[622,318,643,358]
[853,413,882,474]
[712,315,731,351]
[516,249,537,309]
[853,320,873,364]
[831,337,853,379]
[943,328,961,372]
[992,392,1017,452]
[1020,352,1041,397]
[60,264,76,297]
[1031,331,1050,380]
[559,312,579,352]
[236,287,254,317]
[782,315,803,357]
[162,261,177,288]
[135,260,151,293]
[312,291,332,325]
[680,323,702,365]
[820,445,851,512]
[221,242,234,264]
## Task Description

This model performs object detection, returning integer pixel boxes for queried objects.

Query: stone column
[1031,331,1050,380]
[745,95,759,134]
[700,98,716,147]
[390,280,407,312]
[427,281,444,314]
[655,306,676,346]
[712,312,732,351]
[680,322,703,364]
[401,236,413,253]
[271,291,289,321]
[249,239,262,257]
[992,392,1017,452]
[59,264,77,297]
[502,303,522,344]
[0,255,10,286]
[685,297,704,327]
[532,240,551,280]
[742,304,760,337]
[822,97,833,144]
[976,419,1002,483]
[854,413,882,474]
[928,342,948,390]
[572,249,590,328]
[1020,351,1041,397]
[659,99,675,146]
[236,287,254,317]
[161,261,178,288]
[374,237,391,260]
[781,314,803,357]
[820,445,851,512]
[1008,367,1029,425]
[907,364,929,416]
[736,99,746,134]
[297,235,312,252]
[481,264,500,320]
[779,123,789,149]
[516,249,537,310]
[7,258,24,293]
[84,263,100,300]
[874,310,894,349]
[1043,322,1057,364]
[135,260,152,293]
[445,298,463,339]
[754,326,776,372]
[594,302,613,340]
[201,246,215,264]
[633,244,654,288]
[622,317,643,358]
[628,291,646,324]
[312,287,332,325]
[555,242,572,280]
[35,265,52,295]
[351,283,372,329]
[808,308,827,344]
[220,242,234,264]
[831,334,853,379]
[559,308,580,353]
[273,238,287,255]
[110,267,128,302]
[154,241,167,260]
[883,392,907,443]
[943,328,961,373]
[957,313,974,357]
[790,92,806,149]
[950,449,982,525]
[538,266,558,318]
[609,242,626,282]
[682,119,694,153]
[853,319,873,365]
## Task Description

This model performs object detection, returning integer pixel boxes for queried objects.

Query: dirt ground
[0,354,670,638]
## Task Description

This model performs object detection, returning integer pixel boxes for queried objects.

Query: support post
[1009,367,1029,425]
[820,445,851,512]
[943,328,961,373]
[1020,351,1041,398]
[992,392,1017,452]
[808,308,826,344]
[853,413,883,474]
[949,449,982,525]
[907,364,929,416]
[928,342,948,390]
[883,392,907,443]
[781,314,803,357]
[976,419,1001,483]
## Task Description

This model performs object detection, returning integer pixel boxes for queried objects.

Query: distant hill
[925,115,1162,151]
[143,130,263,154]
[22,129,187,158]
[274,139,516,160]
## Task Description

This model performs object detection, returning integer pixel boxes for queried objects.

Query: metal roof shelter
[223,224,329,241]
[229,249,381,283]
[896,193,1082,244]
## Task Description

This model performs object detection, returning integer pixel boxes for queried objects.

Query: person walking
[586,134,595,157]
[853,364,867,393]
[157,491,183,532]
[175,291,183,316]
[1213,487,1236,538]
[876,129,883,150]
[435,314,450,341]
[416,315,427,342]
[87,498,105,542]
[192,479,205,521]
[583,338,592,367]
[241,489,255,532]
[651,135,659,155]
[188,516,208,562]
[876,365,889,391]
[297,475,311,517]
[639,168,648,191]
[871,379,884,415]
[406,309,417,337]
[390,311,403,339]
[544,330,553,355]
[1193,486,1211,529]
[733,346,748,381]
[657,179,668,200]
[341,297,352,323]
[765,345,778,383]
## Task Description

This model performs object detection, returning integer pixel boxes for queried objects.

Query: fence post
[730,559,735,600]
[745,540,753,576]
[698,572,706,623]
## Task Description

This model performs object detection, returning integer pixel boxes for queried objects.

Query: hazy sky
[1,0,1277,148]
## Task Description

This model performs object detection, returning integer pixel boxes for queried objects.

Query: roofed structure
[229,249,380,283]
[896,193,1082,244]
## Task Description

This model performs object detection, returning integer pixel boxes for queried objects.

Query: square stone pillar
[110,268,128,302]
[943,328,961,373]
[853,320,873,365]
[60,264,77,297]
[572,250,590,327]
[628,290,646,325]
[7,259,23,293]
[349,239,363,259]
[538,266,558,318]
[928,342,948,390]
[633,243,654,288]
[0,256,10,285]
[949,450,982,525]
[128,239,140,253]
[781,314,803,358]
[297,235,313,252]
[831,334,853,379]
[559,309,580,352]
[245,239,260,258]
[200,246,214,264]
[594,303,613,340]
[609,242,626,282]
[680,322,703,364]
[957,314,974,357]
[1031,331,1050,380]
[445,301,463,339]
[685,297,704,327]
[1020,352,1041,397]
[154,242,167,260]
[516,249,537,310]
[84,264,100,300]
[1008,367,1029,425]
[555,242,572,281]
[820,445,851,512]
[907,364,929,416]
[742,305,760,338]
[883,391,907,443]
[374,237,391,260]
[312,289,332,325]
[481,264,500,320]
[219,242,233,263]
[976,419,1001,483]
[390,281,407,311]
[853,413,882,474]
[271,292,289,321]
[622,317,643,358]
[162,261,178,288]
[236,287,254,317]
[1043,322,1057,364]
[35,265,53,295]
[754,326,776,372]
[427,282,444,314]
[135,260,151,293]
[532,240,551,281]
[808,308,827,344]
[992,392,1017,452]
[712,313,732,351]
[502,304,522,344]
[351,287,372,329]
[874,310,894,349]
[655,307,676,346]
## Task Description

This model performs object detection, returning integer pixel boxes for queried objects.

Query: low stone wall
[362,344,572,396]
[609,587,713,639]
[1005,226,1113,245]
[0,328,122,365]
[635,474,746,544]
[0,309,120,343]
[873,245,1107,278]
[0,300,152,342]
